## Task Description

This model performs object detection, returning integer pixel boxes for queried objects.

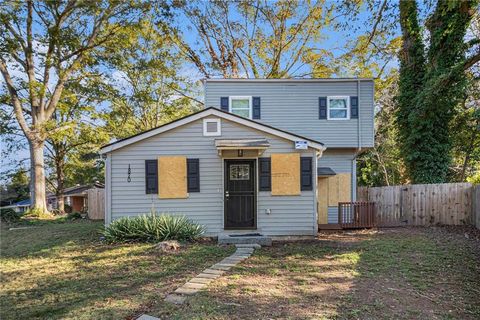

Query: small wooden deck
[319,201,376,230]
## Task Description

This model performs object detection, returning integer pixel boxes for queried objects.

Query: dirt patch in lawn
[153,226,480,320]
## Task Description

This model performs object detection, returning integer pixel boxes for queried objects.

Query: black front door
[224,159,256,229]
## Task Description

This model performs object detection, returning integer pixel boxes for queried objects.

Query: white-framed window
[327,96,350,120]
[229,96,252,119]
[203,118,221,136]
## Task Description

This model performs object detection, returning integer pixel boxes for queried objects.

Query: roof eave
[100,108,325,154]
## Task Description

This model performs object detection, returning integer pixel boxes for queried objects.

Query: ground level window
[229,96,252,118]
[328,96,349,120]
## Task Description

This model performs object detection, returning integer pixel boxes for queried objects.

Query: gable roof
[100,107,326,154]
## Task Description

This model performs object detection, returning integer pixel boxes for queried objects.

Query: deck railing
[338,202,376,229]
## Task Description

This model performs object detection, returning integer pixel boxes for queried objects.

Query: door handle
[225,191,229,200]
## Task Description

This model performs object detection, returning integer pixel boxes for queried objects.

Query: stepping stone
[203,268,225,275]
[189,277,214,284]
[182,282,207,290]
[210,264,232,271]
[235,248,253,254]
[196,272,221,279]
[235,243,261,249]
[174,286,199,296]
[220,258,243,264]
[165,294,186,305]
[137,314,160,320]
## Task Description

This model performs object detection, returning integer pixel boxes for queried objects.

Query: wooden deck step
[318,224,342,230]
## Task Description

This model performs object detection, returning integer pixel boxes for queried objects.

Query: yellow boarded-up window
[327,173,351,206]
[317,173,352,223]
[158,156,187,199]
[271,153,300,196]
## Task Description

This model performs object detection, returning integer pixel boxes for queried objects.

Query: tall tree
[0,1,147,212]
[396,0,426,183]
[45,80,109,213]
[396,0,479,183]
[171,0,331,78]
[102,19,200,139]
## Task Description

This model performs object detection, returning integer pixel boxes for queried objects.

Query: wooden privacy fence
[338,202,375,229]
[87,188,105,220]
[357,183,473,227]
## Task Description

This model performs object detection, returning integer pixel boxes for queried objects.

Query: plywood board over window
[317,178,329,224]
[328,173,352,206]
[271,153,300,196]
[158,156,187,199]
[317,173,352,224]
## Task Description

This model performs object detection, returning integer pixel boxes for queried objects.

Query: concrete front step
[218,234,272,246]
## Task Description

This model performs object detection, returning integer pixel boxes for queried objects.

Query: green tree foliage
[0,167,29,206]
[45,80,110,212]
[396,0,426,183]
[449,77,480,182]
[101,19,200,139]
[396,0,479,183]
[358,72,407,187]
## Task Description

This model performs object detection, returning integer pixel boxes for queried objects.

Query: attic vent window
[203,118,221,136]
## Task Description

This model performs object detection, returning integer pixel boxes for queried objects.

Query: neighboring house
[47,182,104,213]
[1,199,31,213]
[100,78,374,236]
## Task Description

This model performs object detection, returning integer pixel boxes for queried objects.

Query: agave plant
[102,213,205,243]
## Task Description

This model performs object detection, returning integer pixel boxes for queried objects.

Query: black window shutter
[258,158,271,191]
[252,97,261,119]
[145,160,158,194]
[187,159,200,192]
[300,157,313,191]
[319,97,327,119]
[220,97,229,112]
[350,96,358,119]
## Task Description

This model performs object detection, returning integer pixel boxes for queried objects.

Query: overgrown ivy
[396,0,478,183]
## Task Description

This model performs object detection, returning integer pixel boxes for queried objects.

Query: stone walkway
[136,244,260,320]
[166,244,259,304]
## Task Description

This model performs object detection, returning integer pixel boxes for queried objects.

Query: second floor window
[230,96,252,118]
[328,96,350,120]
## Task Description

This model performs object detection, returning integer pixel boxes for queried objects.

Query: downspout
[352,79,362,201]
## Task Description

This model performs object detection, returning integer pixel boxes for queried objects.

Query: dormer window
[327,96,350,120]
[229,96,252,118]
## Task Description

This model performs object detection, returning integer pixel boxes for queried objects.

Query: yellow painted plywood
[328,173,352,206]
[328,175,339,206]
[339,173,352,202]
[317,177,328,224]
[271,153,300,196]
[158,156,187,199]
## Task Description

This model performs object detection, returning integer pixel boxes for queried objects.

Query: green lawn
[0,220,234,319]
[2,221,479,320]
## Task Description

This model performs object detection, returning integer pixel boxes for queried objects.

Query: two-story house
[100,78,374,236]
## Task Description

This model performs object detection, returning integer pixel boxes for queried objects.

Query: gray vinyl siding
[205,80,374,148]
[328,207,338,224]
[108,116,317,236]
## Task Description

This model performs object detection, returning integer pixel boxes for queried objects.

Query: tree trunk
[29,139,48,211]
[55,156,65,213]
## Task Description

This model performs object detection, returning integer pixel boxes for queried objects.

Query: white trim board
[100,108,326,154]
